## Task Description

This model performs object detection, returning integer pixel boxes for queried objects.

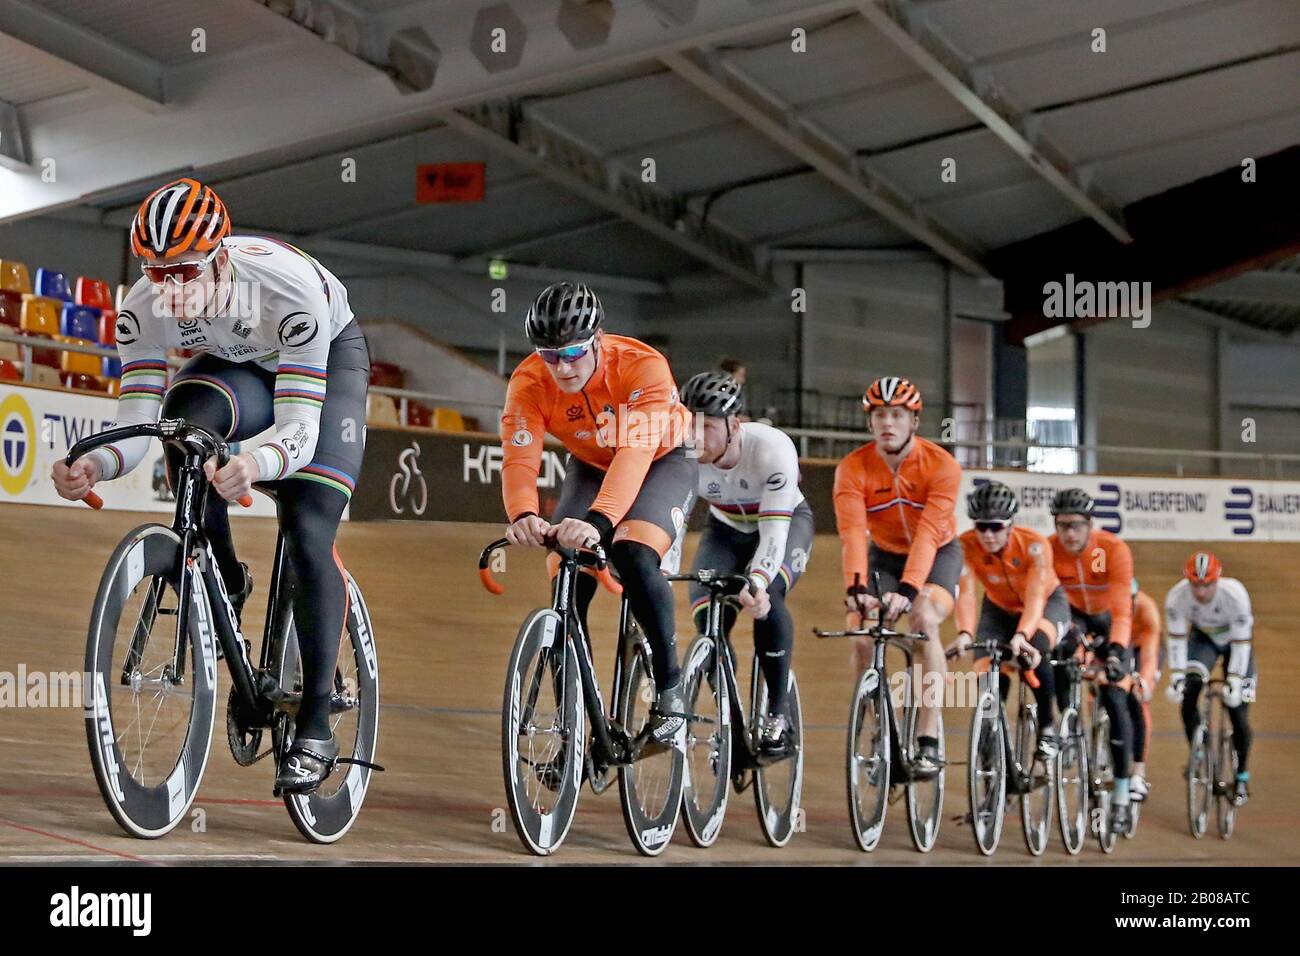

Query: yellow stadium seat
[20,296,61,337]
[433,407,465,432]
[0,259,32,295]
[57,336,103,376]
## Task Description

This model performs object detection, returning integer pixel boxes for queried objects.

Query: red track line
[0,816,154,864]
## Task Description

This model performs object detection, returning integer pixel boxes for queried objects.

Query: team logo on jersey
[575,430,591,440]
[707,481,721,497]
[565,405,583,422]
[278,312,319,348]
[739,479,748,490]
[115,311,140,345]
[231,320,252,339]
[766,473,786,491]
[512,429,533,447]
[628,388,644,402]
[240,244,274,256]
[284,438,300,460]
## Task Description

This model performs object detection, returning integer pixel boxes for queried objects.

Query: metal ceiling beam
[659,48,987,276]
[440,103,775,294]
[1180,270,1300,307]
[0,97,28,170]
[0,0,167,111]
[457,216,620,260]
[854,0,1132,243]
[255,230,667,296]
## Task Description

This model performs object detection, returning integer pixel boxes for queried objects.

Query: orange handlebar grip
[597,566,622,596]
[479,566,504,595]
[82,490,104,510]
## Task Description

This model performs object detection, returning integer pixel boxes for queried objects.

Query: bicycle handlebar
[477,536,621,597]
[65,419,253,509]
[664,570,752,592]
[812,620,928,643]
[946,637,1041,689]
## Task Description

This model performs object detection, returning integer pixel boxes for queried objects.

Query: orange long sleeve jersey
[956,526,1060,637]
[832,438,960,596]
[1131,590,1160,686]
[1049,529,1134,646]
[499,334,691,529]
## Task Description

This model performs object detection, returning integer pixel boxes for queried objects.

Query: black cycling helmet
[1049,487,1094,518]
[524,281,603,348]
[967,481,1019,521]
[680,371,744,418]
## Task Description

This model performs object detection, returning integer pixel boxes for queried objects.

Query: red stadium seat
[75,277,113,310]
[61,372,106,392]
[0,358,19,381]
[98,309,117,346]
[0,291,20,329]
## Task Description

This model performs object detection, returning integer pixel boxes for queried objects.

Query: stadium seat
[407,402,432,428]
[433,407,465,432]
[34,268,73,301]
[75,277,113,310]
[16,331,60,368]
[20,297,61,337]
[61,372,105,392]
[105,377,120,397]
[22,363,60,387]
[366,394,400,427]
[0,259,31,294]
[102,356,121,378]
[369,361,405,389]
[61,304,101,342]
[58,337,103,376]
[0,359,19,381]
[0,341,18,362]
[98,309,117,346]
[0,291,20,329]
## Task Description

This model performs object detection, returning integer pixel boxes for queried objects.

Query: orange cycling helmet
[131,178,231,258]
[863,376,922,412]
[1184,550,1222,583]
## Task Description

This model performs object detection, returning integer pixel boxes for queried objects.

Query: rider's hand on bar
[204,452,258,503]
[51,456,102,502]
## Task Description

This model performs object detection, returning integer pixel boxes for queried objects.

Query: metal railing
[784,426,1300,480]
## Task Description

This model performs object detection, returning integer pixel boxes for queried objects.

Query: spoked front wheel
[1056,707,1088,855]
[1214,709,1238,839]
[501,609,584,856]
[752,666,804,848]
[84,525,217,839]
[680,636,731,848]
[968,689,1006,856]
[1014,701,1053,857]
[274,572,381,844]
[1092,711,1117,853]
[846,667,890,852]
[903,702,944,853]
[618,626,685,856]
[1187,725,1211,839]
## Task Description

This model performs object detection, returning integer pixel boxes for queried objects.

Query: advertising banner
[349,425,1300,542]
[1,383,278,517]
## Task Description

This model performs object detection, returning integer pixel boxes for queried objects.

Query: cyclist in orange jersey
[833,376,960,774]
[1129,578,1161,803]
[500,282,696,749]
[951,481,1071,758]
[1048,487,1137,835]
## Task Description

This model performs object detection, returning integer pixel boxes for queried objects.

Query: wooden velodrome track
[3,505,1298,865]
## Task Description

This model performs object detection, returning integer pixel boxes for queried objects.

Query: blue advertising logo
[1225,486,1254,536]
[1094,482,1122,534]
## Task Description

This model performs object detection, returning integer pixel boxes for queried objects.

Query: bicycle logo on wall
[389,441,427,516]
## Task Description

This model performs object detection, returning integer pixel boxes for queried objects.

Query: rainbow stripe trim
[171,374,239,435]
[103,444,125,478]
[289,463,355,499]
[263,442,290,480]
[274,362,327,409]
[119,359,168,402]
